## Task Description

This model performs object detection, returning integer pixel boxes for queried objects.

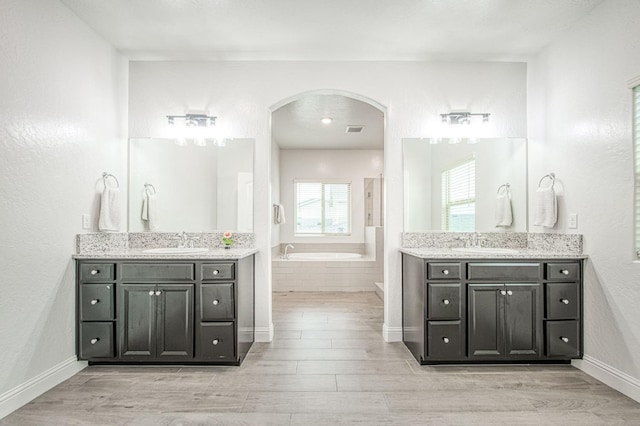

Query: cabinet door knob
[442,337,450,343]
[500,290,507,296]
[442,269,449,275]
[90,299,99,305]
[561,269,570,275]
[212,339,219,345]
[442,299,450,305]
[213,270,220,276]
[213,299,220,305]
[560,298,570,305]
[148,290,155,296]
[560,336,569,343]
[155,290,162,296]
[90,270,99,276]
[506,290,513,296]
[90,338,100,345]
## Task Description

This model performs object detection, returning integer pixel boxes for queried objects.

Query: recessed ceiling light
[321,117,333,124]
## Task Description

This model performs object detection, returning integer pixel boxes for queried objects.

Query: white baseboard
[0,356,87,420]
[573,355,640,403]
[254,324,274,342]
[383,323,403,342]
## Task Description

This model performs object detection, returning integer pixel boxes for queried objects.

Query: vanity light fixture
[167,113,217,127]
[440,112,490,125]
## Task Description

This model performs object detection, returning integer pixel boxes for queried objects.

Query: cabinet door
[120,284,156,359]
[156,284,194,360]
[504,284,541,358]
[468,284,504,358]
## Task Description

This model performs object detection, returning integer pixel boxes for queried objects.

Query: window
[634,85,640,258]
[295,181,351,235]
[442,159,475,232]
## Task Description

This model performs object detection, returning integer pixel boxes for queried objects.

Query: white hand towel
[495,193,513,227]
[534,186,557,228]
[98,186,120,232]
[274,204,286,225]
[141,190,158,231]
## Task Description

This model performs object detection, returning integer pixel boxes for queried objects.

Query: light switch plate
[82,214,91,229]
[568,213,578,229]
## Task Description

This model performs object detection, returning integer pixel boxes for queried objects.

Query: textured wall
[0,0,127,396]
[528,0,640,380]
[129,60,527,340]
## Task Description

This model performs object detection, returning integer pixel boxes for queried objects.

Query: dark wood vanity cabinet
[76,256,254,365]
[402,255,583,364]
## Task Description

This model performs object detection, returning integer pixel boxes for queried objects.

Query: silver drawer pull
[443,299,450,305]
[213,270,220,275]
[560,336,569,343]
[90,270,99,276]
[213,299,220,305]
[90,338,100,345]
[155,290,162,296]
[506,290,513,296]
[148,290,155,296]
[560,299,570,305]
[561,269,570,275]
[442,269,449,275]
[500,290,507,296]
[212,339,219,345]
[442,337,450,344]
[90,299,99,305]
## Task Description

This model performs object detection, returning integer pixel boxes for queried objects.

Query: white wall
[128,60,527,341]
[279,149,384,244]
[0,0,127,412]
[528,0,640,396]
[271,144,281,250]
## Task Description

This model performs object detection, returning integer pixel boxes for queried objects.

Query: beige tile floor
[2,291,640,425]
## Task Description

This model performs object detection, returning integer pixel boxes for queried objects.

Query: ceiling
[61,0,603,62]
[272,95,384,149]
[59,0,603,149]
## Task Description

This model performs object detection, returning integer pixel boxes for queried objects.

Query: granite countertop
[400,247,587,259]
[73,247,258,260]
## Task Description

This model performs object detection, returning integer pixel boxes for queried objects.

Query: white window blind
[634,86,640,258]
[442,159,476,232]
[295,181,351,235]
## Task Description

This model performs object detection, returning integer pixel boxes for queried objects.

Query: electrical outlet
[82,214,91,230]
[568,213,578,229]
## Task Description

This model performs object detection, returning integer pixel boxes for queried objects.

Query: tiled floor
[2,291,640,425]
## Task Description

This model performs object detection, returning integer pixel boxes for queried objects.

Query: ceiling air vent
[346,125,364,133]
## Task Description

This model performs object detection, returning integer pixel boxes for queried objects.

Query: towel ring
[102,172,119,188]
[538,173,556,189]
[144,183,156,194]
[497,183,510,195]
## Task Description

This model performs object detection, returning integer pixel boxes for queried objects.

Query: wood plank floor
[3,291,640,425]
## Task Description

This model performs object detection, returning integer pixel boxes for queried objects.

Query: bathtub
[286,252,362,261]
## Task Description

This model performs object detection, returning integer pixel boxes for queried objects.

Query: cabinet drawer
[201,283,235,321]
[80,283,115,321]
[80,263,115,282]
[427,320,463,359]
[427,283,461,319]
[546,320,580,358]
[546,263,580,281]
[468,263,540,281]
[198,322,236,360]
[427,263,461,280]
[202,263,235,281]
[121,263,194,281]
[79,322,115,359]
[546,283,579,319]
